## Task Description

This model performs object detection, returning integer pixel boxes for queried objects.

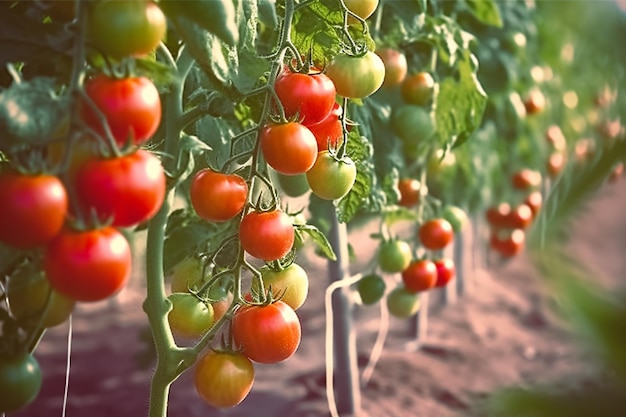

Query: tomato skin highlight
[402,259,437,293]
[0,352,42,413]
[44,227,132,302]
[194,350,254,408]
[190,169,248,222]
[82,75,161,146]
[232,301,301,364]
[274,70,336,125]
[260,123,318,175]
[239,210,295,261]
[0,172,67,249]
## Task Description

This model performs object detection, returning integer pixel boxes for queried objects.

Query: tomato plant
[306,151,357,200]
[190,169,248,222]
[377,48,408,88]
[325,51,385,99]
[401,72,436,106]
[434,258,455,288]
[356,274,386,305]
[401,259,437,293]
[419,218,454,251]
[75,149,166,227]
[397,178,422,207]
[194,350,254,408]
[253,263,309,311]
[232,301,301,364]
[386,286,421,318]
[81,75,161,147]
[377,239,412,273]
[167,293,215,339]
[260,122,318,175]
[305,103,343,151]
[0,352,42,413]
[0,171,67,249]
[43,226,132,302]
[239,210,295,261]
[274,69,336,125]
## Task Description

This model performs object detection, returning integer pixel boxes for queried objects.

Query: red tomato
[401,259,437,293]
[490,229,525,257]
[545,125,567,152]
[547,152,566,177]
[524,89,546,114]
[232,301,301,364]
[401,72,436,106]
[43,226,132,302]
[376,48,408,88]
[260,122,318,175]
[274,69,336,125]
[190,169,248,222]
[194,350,254,408]
[305,103,343,151]
[434,258,455,288]
[512,169,541,190]
[524,191,543,217]
[0,172,67,249]
[486,203,511,228]
[419,218,454,251]
[75,150,166,227]
[239,210,295,261]
[82,74,161,146]
[504,204,534,229]
[397,178,422,207]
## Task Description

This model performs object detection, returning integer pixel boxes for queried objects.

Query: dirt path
[12,178,626,417]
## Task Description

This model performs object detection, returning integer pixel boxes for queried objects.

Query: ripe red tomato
[75,149,166,227]
[419,218,454,251]
[490,229,525,257]
[524,89,546,114]
[0,172,67,249]
[190,169,248,222]
[401,259,437,293]
[232,301,301,364]
[88,0,166,59]
[512,169,541,190]
[306,151,357,200]
[376,48,408,88]
[274,69,336,125]
[43,226,132,302]
[325,51,385,99]
[254,263,309,311]
[194,350,254,408]
[0,352,42,413]
[401,72,436,105]
[82,74,161,147]
[545,125,567,152]
[397,178,422,207]
[239,210,295,261]
[486,203,512,228]
[305,103,343,151]
[386,286,421,318]
[377,240,412,273]
[434,258,455,288]
[505,204,534,229]
[547,152,566,177]
[260,122,318,175]
[524,191,543,217]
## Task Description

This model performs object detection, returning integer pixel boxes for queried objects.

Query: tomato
[441,205,467,233]
[486,203,511,228]
[232,301,301,364]
[167,293,215,339]
[505,203,533,229]
[427,149,457,177]
[397,178,422,207]
[253,263,309,311]
[401,259,437,293]
[325,51,385,99]
[419,218,454,251]
[276,172,310,197]
[377,240,412,273]
[356,274,386,305]
[524,191,543,217]
[490,229,525,257]
[401,72,436,106]
[306,151,357,200]
[434,258,455,288]
[574,139,594,163]
[239,210,295,261]
[376,48,407,88]
[305,103,343,151]
[597,119,622,140]
[386,286,421,318]
[82,74,161,147]
[169,255,205,293]
[190,169,248,222]
[547,152,566,177]
[0,352,42,413]
[523,89,546,114]
[194,350,254,408]
[8,269,75,328]
[75,149,166,227]
[43,226,131,302]
[212,293,233,323]
[89,0,167,59]
[512,169,541,190]
[260,122,318,175]
[344,0,379,22]
[274,69,336,125]
[391,105,436,146]
[0,172,67,249]
[609,162,624,183]
[545,125,567,152]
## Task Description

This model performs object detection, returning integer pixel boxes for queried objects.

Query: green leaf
[296,224,337,261]
[257,0,278,29]
[465,0,503,28]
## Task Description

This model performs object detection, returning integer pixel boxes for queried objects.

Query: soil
[11,178,626,417]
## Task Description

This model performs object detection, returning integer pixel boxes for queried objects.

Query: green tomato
[0,352,42,413]
[391,105,436,151]
[386,286,421,318]
[306,151,357,200]
[169,255,205,293]
[377,240,412,273]
[325,51,385,99]
[253,263,309,310]
[356,274,386,305]
[167,293,215,339]
[276,172,310,197]
[441,205,467,233]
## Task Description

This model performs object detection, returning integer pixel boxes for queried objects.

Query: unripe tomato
[401,72,436,106]
[386,286,421,318]
[194,350,254,408]
[0,353,42,413]
[254,263,309,311]
[306,151,357,200]
[376,48,408,88]
[377,240,412,273]
[326,51,385,99]
[344,0,379,23]
[167,293,215,339]
[356,274,386,305]
[441,205,467,233]
[391,105,436,145]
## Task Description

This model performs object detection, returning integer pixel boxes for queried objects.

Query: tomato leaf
[257,0,278,29]
[296,224,337,261]
[160,0,238,46]
[464,0,503,28]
